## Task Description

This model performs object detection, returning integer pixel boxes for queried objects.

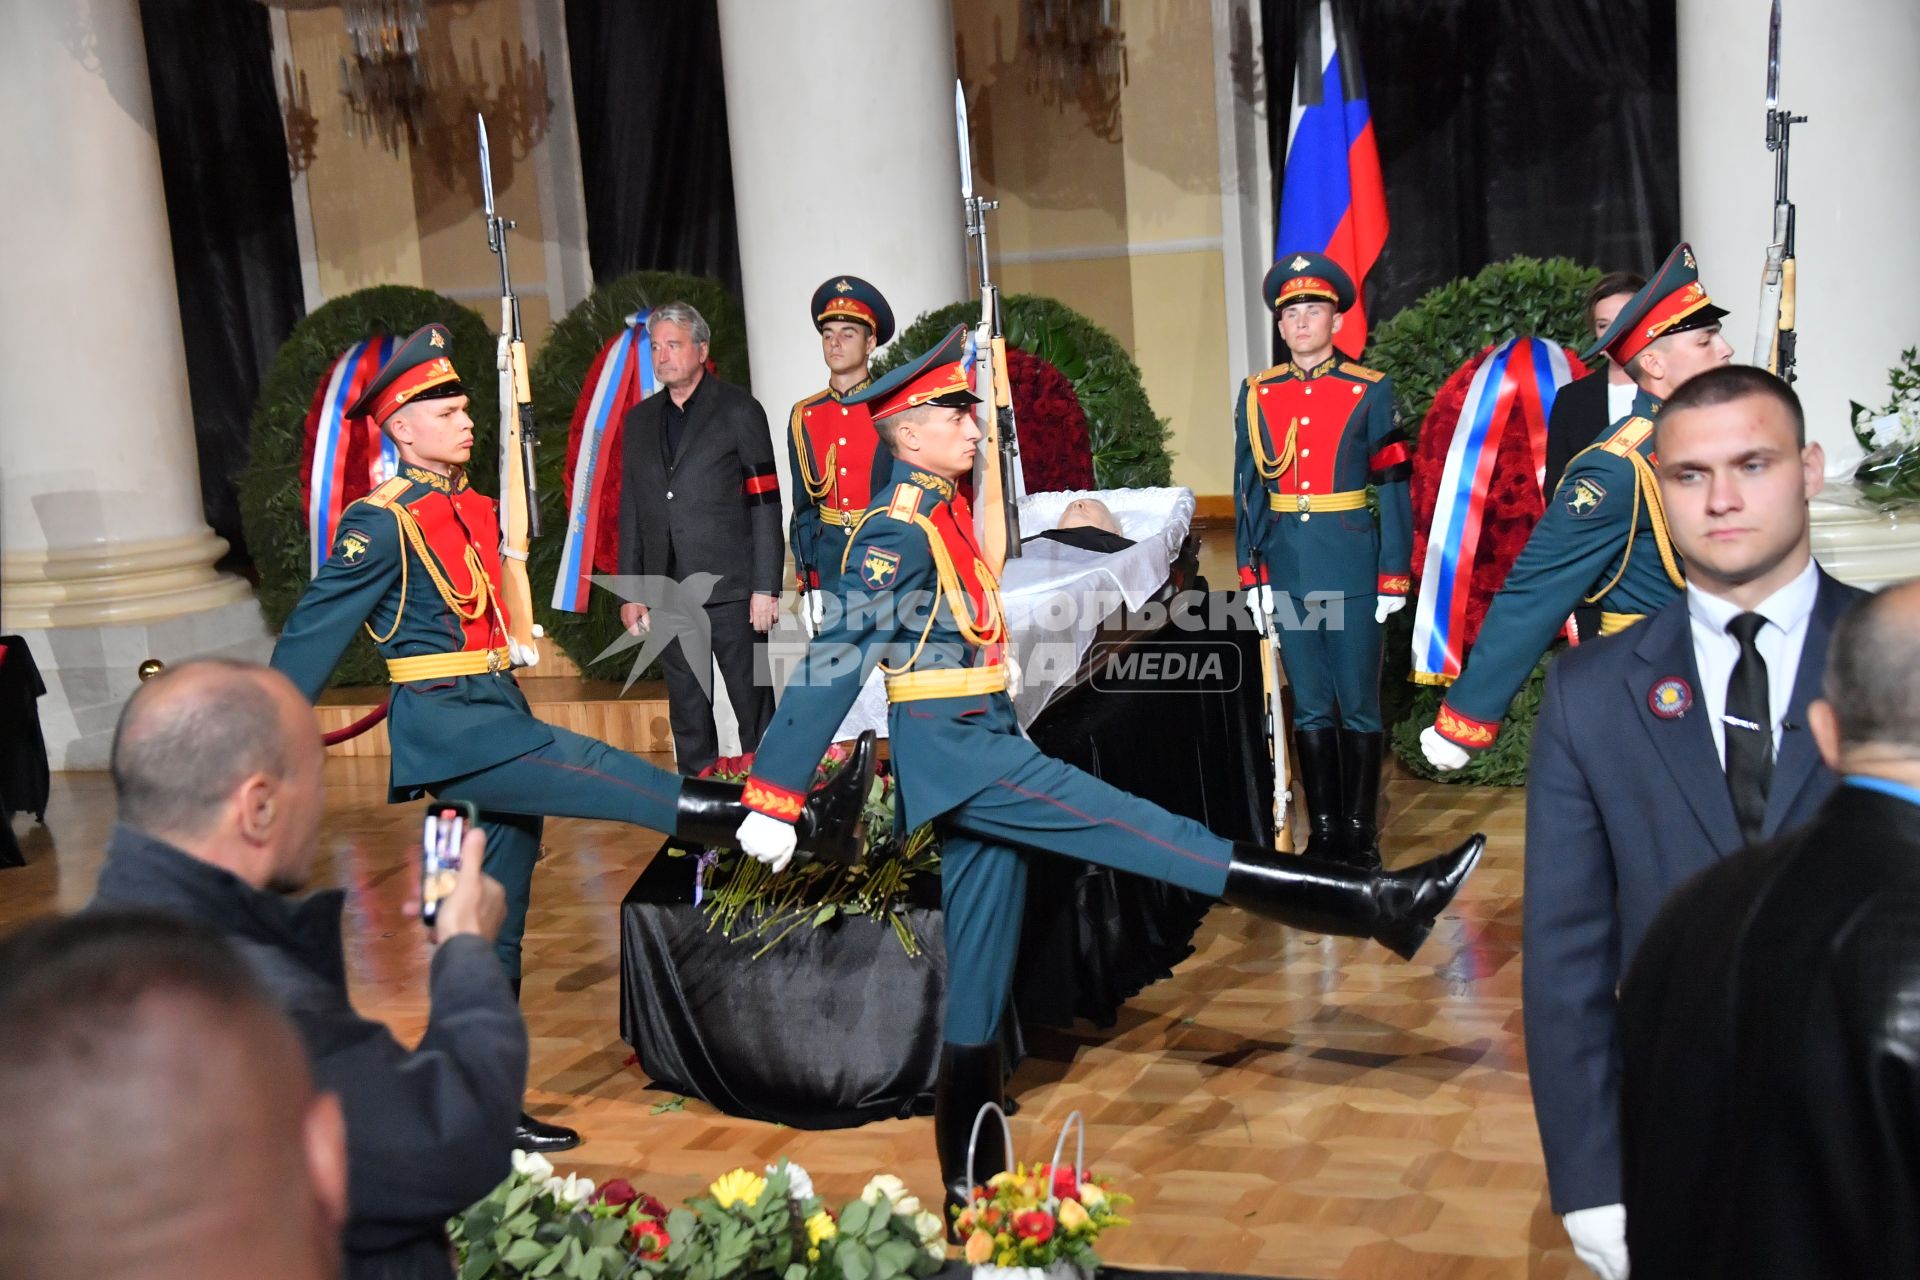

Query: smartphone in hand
[421,800,479,929]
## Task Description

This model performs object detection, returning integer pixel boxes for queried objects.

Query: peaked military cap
[812,275,896,346]
[1263,251,1356,313]
[1584,242,1728,364]
[345,323,466,425]
[848,324,979,421]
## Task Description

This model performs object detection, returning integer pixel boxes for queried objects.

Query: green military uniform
[1432,243,1726,751]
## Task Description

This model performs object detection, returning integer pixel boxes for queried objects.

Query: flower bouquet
[683,747,942,958]
[451,1154,948,1280]
[1850,347,1920,510]
[951,1110,1132,1280]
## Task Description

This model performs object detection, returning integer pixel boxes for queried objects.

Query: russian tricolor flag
[1276,0,1388,358]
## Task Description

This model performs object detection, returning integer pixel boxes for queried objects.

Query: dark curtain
[1262,0,1679,332]
[140,0,305,571]
[564,0,743,298]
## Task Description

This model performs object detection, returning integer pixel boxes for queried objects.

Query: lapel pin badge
[1649,676,1693,719]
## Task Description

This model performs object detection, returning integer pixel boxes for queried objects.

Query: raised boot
[1221,834,1485,960]
[934,1040,1008,1243]
[1336,729,1387,871]
[507,978,582,1153]
[673,730,877,862]
[1293,727,1343,859]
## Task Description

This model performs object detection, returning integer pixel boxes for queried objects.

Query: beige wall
[955,0,1237,496]
[282,0,556,346]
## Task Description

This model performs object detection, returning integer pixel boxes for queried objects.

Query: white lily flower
[512,1150,554,1183]
[543,1173,595,1206]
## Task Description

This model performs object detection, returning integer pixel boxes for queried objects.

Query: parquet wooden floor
[5,759,1583,1279]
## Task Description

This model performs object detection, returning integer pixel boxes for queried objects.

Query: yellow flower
[1077,1183,1106,1209]
[806,1212,838,1246]
[710,1168,767,1209]
[1058,1198,1091,1232]
[965,1231,996,1265]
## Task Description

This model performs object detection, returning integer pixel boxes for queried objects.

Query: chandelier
[1021,0,1129,143]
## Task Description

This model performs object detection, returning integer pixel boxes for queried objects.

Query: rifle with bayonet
[954,80,1023,566]
[478,113,544,664]
[1754,0,1808,382]
[1249,555,1296,853]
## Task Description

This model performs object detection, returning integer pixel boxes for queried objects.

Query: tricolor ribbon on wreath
[1410,336,1575,685]
[302,335,400,576]
[552,310,657,612]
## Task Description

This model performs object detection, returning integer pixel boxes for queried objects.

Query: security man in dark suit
[1519,366,1861,1278]
[727,326,1484,1230]
[616,301,784,774]
[1234,252,1413,869]
[1422,244,1735,768]
[270,325,874,1153]
[789,276,896,631]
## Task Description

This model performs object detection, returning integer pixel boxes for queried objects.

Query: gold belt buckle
[487,648,504,673]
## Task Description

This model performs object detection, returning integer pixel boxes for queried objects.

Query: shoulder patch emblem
[1564,476,1608,517]
[361,476,411,510]
[886,486,921,523]
[333,528,372,566]
[1338,361,1385,382]
[859,547,901,590]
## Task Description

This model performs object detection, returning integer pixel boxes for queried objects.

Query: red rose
[629,1218,671,1259]
[637,1193,669,1221]
[1013,1210,1055,1243]
[1036,1163,1080,1202]
[595,1179,638,1209]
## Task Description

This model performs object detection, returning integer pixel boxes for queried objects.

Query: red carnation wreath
[1409,342,1589,651]
[1004,347,1096,492]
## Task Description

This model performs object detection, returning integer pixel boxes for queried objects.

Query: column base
[1811,486,1920,589]
[15,597,276,770]
[1,531,251,630]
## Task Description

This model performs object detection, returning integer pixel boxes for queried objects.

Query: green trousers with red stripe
[433,726,684,980]
[930,747,1233,1044]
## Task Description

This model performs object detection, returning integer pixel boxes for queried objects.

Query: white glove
[1247,584,1274,637]
[1562,1204,1629,1280]
[734,811,797,873]
[508,636,540,669]
[1375,595,1407,624]
[799,589,825,638]
[1003,649,1022,698]
[1420,725,1472,772]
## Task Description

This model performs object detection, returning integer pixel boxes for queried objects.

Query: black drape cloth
[564,0,743,298]
[619,594,1269,1127]
[0,637,51,868]
[1261,0,1679,334]
[139,0,305,569]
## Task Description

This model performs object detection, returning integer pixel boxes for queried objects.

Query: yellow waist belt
[817,507,857,528]
[1598,611,1645,636]
[1269,489,1368,514]
[884,665,1007,703]
[386,647,511,683]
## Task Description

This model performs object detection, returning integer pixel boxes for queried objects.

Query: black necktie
[1724,612,1774,844]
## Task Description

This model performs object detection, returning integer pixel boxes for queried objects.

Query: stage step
[316,669,673,758]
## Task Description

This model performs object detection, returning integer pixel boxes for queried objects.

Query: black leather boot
[507,978,582,1153]
[672,730,877,863]
[934,1040,1008,1242]
[1293,727,1343,859]
[1337,729,1387,872]
[1221,834,1484,960]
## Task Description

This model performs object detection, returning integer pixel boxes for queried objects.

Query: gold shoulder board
[1602,416,1655,457]
[1338,361,1386,383]
[359,476,412,510]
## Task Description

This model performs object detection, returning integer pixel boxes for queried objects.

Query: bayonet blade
[1765,0,1782,109]
[477,114,497,218]
[954,80,973,201]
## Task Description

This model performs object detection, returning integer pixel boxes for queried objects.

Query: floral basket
[952,1106,1131,1279]
[1849,346,1920,511]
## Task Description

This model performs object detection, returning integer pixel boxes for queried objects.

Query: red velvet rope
[322,699,390,746]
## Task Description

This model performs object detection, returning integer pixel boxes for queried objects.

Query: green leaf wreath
[528,272,750,678]
[1367,256,1600,785]
[239,286,502,687]
[876,295,1174,489]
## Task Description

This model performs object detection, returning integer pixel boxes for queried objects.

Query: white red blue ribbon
[306,335,397,576]
[1411,336,1573,684]
[552,310,654,612]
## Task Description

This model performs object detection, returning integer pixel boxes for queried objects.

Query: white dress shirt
[1686,557,1821,768]
[1606,377,1638,426]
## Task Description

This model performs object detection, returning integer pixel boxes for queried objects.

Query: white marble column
[0,0,270,767]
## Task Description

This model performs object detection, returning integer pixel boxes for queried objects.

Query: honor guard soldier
[1235,252,1413,870]
[269,325,874,1150]
[1421,244,1735,770]
[789,276,896,630]
[727,325,1483,1230]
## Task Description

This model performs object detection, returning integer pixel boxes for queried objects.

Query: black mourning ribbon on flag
[1725,611,1775,844]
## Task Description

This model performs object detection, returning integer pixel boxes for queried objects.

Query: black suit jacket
[1620,784,1920,1278]
[1521,568,1864,1213]
[1543,368,1614,496]
[618,373,782,604]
